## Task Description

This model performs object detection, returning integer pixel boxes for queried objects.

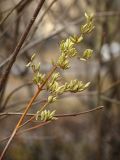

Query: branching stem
[0,65,57,159]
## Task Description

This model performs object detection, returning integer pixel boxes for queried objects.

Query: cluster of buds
[26,13,95,122]
[63,80,90,93]
[46,73,60,92]
[36,110,57,121]
[57,37,79,69]
[57,13,94,69]
[46,77,90,103]
[80,49,93,61]
[81,12,95,34]
[70,35,83,44]
[26,54,45,86]
[47,95,57,103]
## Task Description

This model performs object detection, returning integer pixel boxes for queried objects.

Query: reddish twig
[1,121,51,143]
[0,106,104,143]
[0,64,57,159]
[0,1,50,158]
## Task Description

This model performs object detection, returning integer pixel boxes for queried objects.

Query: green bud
[80,12,95,34]
[33,72,45,85]
[36,110,57,121]
[70,35,83,44]
[26,62,31,67]
[48,95,57,103]
[31,53,36,61]
[80,49,93,61]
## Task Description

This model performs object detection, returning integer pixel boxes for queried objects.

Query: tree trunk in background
[95,0,120,160]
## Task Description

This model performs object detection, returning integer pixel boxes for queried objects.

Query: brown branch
[19,116,35,128]
[0,89,40,159]
[56,106,104,117]
[0,0,46,111]
[0,106,104,117]
[0,1,47,159]
[0,64,57,159]
[0,106,104,143]
[0,121,51,143]
[1,10,120,69]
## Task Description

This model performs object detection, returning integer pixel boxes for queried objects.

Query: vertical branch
[0,65,57,160]
[0,0,46,111]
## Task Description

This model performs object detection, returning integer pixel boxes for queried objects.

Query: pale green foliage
[63,80,91,93]
[47,72,60,89]
[57,37,78,69]
[57,12,94,69]
[33,72,45,85]
[48,95,57,103]
[47,78,90,96]
[26,54,45,85]
[36,110,57,121]
[60,39,77,58]
[45,76,91,110]
[70,35,83,44]
[57,54,70,69]
[80,49,93,61]
[81,12,95,34]
[26,53,36,68]
[26,13,95,122]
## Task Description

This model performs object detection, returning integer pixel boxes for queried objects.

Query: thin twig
[0,0,46,108]
[0,1,47,159]
[1,10,120,69]
[1,121,51,143]
[19,116,35,128]
[0,106,104,117]
[0,64,57,159]
[0,106,104,143]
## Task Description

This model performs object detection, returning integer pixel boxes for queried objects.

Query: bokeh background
[0,0,120,160]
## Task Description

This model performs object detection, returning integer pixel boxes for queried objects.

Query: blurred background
[0,0,120,159]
